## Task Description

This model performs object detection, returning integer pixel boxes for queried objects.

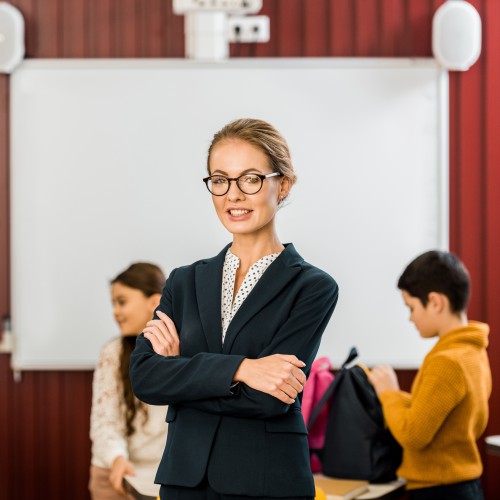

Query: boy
[369,250,491,500]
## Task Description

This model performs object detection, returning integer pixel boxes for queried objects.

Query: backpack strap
[307,347,358,431]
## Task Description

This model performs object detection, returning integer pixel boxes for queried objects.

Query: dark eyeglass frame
[202,172,283,196]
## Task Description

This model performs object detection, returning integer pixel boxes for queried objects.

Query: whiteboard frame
[10,58,449,370]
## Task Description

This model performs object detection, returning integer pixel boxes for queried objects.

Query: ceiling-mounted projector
[173,0,262,15]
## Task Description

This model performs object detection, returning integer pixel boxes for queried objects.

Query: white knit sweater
[90,337,168,469]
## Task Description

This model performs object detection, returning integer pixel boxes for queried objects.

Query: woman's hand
[109,455,135,495]
[143,311,180,357]
[368,364,400,396]
[233,354,307,404]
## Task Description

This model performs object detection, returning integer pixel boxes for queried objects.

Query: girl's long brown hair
[111,262,165,436]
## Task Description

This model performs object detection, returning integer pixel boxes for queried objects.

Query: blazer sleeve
[180,274,339,418]
[130,269,246,405]
[131,270,338,418]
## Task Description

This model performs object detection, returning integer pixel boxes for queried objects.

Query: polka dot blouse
[221,248,281,343]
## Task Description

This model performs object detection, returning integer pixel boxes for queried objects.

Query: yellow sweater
[379,321,491,490]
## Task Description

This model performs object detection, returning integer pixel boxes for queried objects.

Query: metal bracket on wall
[0,316,21,382]
[0,315,13,353]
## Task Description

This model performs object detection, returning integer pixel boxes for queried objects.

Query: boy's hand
[368,365,400,396]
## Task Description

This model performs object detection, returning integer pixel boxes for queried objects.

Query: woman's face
[111,283,158,336]
[208,139,289,237]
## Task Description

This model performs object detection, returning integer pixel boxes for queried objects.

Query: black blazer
[130,243,338,497]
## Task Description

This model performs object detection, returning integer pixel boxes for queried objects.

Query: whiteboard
[10,58,448,370]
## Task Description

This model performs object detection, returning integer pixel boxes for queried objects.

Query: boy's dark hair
[397,250,470,313]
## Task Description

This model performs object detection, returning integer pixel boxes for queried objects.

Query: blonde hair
[207,119,297,199]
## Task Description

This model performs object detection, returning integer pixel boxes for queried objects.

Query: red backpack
[301,356,334,473]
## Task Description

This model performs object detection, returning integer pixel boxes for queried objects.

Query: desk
[124,467,158,500]
[124,471,405,500]
[485,435,500,457]
[357,479,406,499]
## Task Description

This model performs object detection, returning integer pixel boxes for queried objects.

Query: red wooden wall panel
[1,0,499,498]
[88,0,113,58]
[455,1,487,321]
[303,0,329,57]
[406,0,433,56]
[274,0,303,57]
[15,0,36,58]
[355,0,379,56]
[380,0,406,56]
[61,0,87,58]
[482,0,500,494]
[113,0,138,58]
[330,0,355,57]
[452,68,486,320]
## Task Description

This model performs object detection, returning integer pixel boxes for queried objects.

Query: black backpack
[308,347,402,483]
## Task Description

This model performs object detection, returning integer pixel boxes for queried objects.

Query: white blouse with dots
[221,248,281,343]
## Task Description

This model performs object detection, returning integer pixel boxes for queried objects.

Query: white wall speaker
[432,0,481,71]
[0,2,24,74]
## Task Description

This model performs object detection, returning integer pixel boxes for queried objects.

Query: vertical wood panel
[164,0,185,57]
[13,0,36,57]
[135,0,147,57]
[88,0,113,57]
[0,368,93,498]
[355,0,380,57]
[456,63,486,320]
[36,0,61,57]
[61,0,87,57]
[0,357,14,498]
[43,373,64,498]
[114,0,138,57]
[18,374,38,498]
[406,0,434,56]
[273,0,302,57]
[329,0,355,57]
[143,0,165,57]
[483,0,500,496]
[380,0,406,56]
[65,372,93,499]
[303,0,328,57]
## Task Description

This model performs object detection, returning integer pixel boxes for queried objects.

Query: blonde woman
[131,119,339,500]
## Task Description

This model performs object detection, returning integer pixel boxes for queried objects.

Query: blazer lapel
[195,244,230,353]
[222,243,303,354]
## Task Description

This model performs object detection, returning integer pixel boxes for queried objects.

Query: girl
[90,263,168,499]
[131,119,339,500]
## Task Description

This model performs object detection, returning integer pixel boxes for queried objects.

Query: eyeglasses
[202,172,283,196]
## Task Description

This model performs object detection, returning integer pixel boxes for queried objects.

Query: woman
[130,119,339,500]
[89,263,168,499]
